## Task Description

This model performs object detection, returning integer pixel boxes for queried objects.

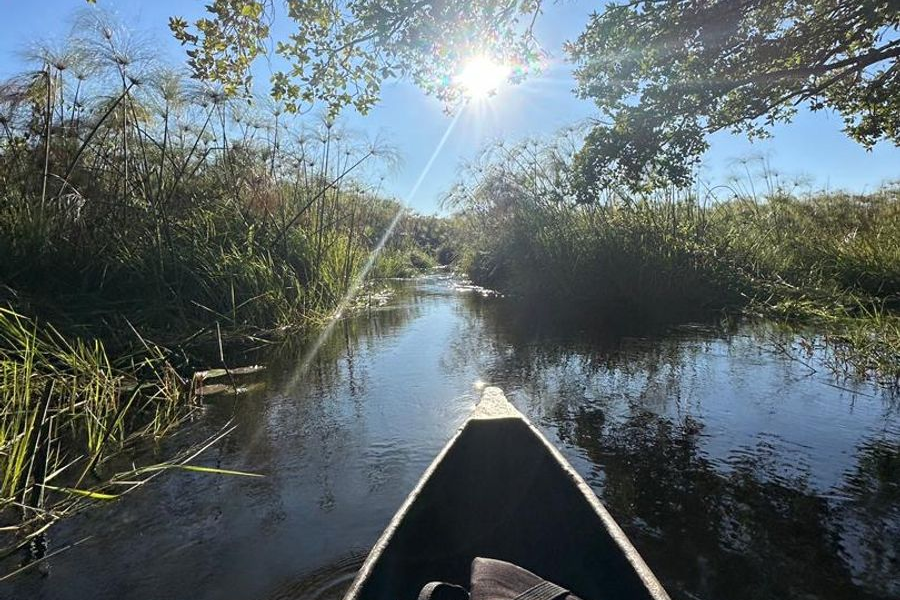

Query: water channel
[8,274,899,600]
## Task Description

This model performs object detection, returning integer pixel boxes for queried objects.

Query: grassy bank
[0,22,441,566]
[448,137,900,384]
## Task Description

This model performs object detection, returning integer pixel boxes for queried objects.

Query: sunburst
[456,55,509,100]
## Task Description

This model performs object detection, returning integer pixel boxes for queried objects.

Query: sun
[456,55,509,100]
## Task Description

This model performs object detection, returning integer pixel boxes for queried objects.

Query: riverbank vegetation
[447,136,900,384]
[0,19,441,565]
[3,0,899,577]
[135,0,900,391]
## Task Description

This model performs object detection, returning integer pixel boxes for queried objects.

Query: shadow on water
[4,274,898,600]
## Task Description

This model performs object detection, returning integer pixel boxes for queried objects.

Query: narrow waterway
[7,274,899,600]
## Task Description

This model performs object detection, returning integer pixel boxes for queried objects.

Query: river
[6,274,899,600]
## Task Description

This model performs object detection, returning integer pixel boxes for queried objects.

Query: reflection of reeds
[449,136,900,382]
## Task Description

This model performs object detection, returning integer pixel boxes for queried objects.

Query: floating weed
[193,365,266,381]
[134,464,264,478]
[40,485,119,501]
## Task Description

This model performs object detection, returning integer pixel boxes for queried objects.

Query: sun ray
[284,108,466,393]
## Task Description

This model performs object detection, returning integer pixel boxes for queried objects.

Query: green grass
[0,24,440,563]
[372,246,439,279]
[449,137,900,382]
[0,306,197,560]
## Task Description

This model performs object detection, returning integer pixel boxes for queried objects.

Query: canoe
[343,387,670,600]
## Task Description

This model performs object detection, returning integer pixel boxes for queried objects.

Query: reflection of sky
[659,335,896,492]
[503,330,897,494]
[3,1,899,213]
[280,273,897,502]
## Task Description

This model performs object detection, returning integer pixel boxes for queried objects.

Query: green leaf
[42,485,119,500]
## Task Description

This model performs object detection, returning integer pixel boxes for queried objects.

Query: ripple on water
[265,552,366,600]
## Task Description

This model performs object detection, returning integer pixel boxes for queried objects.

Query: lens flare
[456,55,509,99]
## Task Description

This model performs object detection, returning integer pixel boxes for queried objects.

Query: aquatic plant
[448,137,900,382]
[0,18,435,567]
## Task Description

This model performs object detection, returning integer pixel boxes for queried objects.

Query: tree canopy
[567,0,900,194]
[169,0,544,116]
[161,1,899,192]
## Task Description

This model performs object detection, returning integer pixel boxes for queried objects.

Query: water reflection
[4,275,898,600]
[453,295,899,600]
[560,409,898,599]
[263,552,366,600]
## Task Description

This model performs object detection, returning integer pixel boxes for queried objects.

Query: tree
[146,0,900,194]
[567,0,900,195]
[168,0,544,116]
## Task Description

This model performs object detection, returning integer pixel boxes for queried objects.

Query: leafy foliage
[567,0,900,192]
[169,1,270,98]
[170,0,544,116]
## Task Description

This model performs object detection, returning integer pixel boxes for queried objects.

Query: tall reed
[448,136,900,380]
[0,13,428,562]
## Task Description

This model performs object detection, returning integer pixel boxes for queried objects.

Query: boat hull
[344,388,669,600]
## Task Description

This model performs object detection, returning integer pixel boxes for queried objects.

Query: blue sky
[2,1,898,213]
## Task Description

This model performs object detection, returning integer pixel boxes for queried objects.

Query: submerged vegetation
[447,135,900,384]
[0,16,442,566]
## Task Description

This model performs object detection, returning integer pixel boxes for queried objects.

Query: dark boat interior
[351,416,661,600]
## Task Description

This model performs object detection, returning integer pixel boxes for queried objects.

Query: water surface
[6,275,899,600]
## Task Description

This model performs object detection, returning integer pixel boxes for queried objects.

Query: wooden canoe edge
[342,387,671,600]
[501,389,673,600]
[471,385,520,419]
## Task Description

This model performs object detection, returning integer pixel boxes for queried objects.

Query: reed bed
[0,306,200,566]
[448,135,900,384]
[0,15,439,568]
